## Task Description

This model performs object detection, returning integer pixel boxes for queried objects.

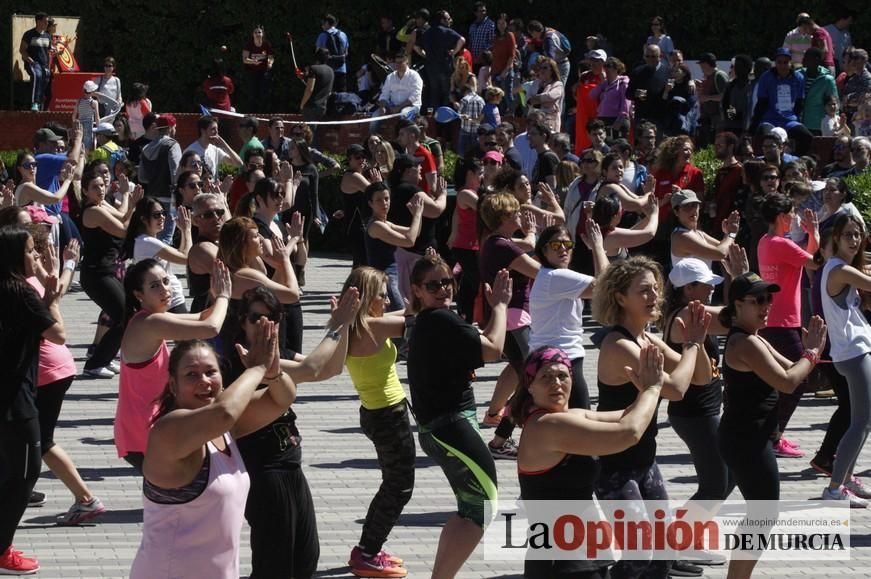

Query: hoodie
[137,133,181,200]
[801,65,837,133]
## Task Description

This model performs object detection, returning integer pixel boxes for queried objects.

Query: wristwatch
[728,232,737,239]
[325,326,343,341]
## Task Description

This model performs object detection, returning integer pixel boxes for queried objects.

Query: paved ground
[14,253,871,578]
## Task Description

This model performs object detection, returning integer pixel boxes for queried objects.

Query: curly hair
[591,256,664,326]
[653,135,693,173]
[479,191,520,231]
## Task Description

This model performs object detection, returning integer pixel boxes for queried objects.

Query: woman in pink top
[130,319,294,579]
[116,258,232,472]
[25,229,105,525]
[448,157,483,323]
[590,57,632,139]
[124,83,151,139]
[756,193,819,457]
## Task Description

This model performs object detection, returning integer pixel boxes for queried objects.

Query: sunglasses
[247,163,265,170]
[185,181,202,189]
[246,312,278,324]
[199,208,226,219]
[546,240,575,251]
[761,174,779,181]
[377,292,389,300]
[604,63,616,69]
[189,160,204,167]
[484,159,501,166]
[151,210,167,219]
[21,161,38,170]
[484,141,498,147]
[581,157,597,163]
[422,278,453,293]
[742,293,773,306]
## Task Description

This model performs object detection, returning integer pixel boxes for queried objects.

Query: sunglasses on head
[423,278,453,293]
[742,293,773,306]
[246,312,278,324]
[546,240,575,251]
[199,208,226,219]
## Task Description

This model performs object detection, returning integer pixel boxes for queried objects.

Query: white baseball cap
[668,258,724,288]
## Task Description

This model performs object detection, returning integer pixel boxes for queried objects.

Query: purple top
[589,75,632,119]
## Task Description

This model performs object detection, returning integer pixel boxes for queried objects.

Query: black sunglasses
[484,141,498,147]
[247,162,265,170]
[761,174,779,181]
[199,208,226,219]
[150,210,166,219]
[423,278,453,293]
[185,181,202,189]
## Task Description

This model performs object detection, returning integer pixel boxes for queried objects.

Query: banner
[48,72,100,112]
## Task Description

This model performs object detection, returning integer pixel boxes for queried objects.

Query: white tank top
[821,256,871,362]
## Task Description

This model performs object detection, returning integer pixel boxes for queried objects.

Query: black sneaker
[669,560,703,577]
[27,490,46,508]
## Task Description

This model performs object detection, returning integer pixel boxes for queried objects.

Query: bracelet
[264,370,284,381]
[801,349,819,366]
[62,259,77,272]
[683,341,701,350]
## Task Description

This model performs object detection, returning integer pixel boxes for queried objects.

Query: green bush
[845,170,871,225]
[691,146,721,193]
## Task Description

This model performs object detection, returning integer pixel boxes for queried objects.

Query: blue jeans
[26,62,49,109]
[383,262,403,313]
[495,72,515,116]
[158,201,176,246]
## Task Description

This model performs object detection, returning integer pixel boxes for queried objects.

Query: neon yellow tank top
[345,339,406,410]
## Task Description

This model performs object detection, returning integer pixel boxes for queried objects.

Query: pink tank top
[27,277,76,386]
[115,319,170,457]
[453,204,479,250]
[130,435,250,579]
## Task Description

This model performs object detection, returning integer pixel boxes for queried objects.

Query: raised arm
[479,269,511,361]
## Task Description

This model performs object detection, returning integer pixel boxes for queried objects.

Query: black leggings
[453,248,479,324]
[358,401,416,554]
[760,327,804,435]
[719,426,780,500]
[36,376,74,454]
[0,418,41,552]
[281,302,304,357]
[245,467,320,579]
[817,361,851,464]
[569,357,591,410]
[495,326,530,441]
[669,412,734,501]
[80,270,125,370]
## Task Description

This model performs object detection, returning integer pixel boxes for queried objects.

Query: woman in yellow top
[341,266,412,578]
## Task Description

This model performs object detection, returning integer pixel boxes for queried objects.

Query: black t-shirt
[407,308,483,425]
[531,150,559,186]
[422,25,462,73]
[22,28,51,67]
[1,282,55,422]
[388,182,436,254]
[504,146,522,170]
[305,64,335,113]
[221,344,302,472]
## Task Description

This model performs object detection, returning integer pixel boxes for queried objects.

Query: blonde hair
[479,191,520,231]
[591,256,664,326]
[375,140,395,172]
[341,267,389,340]
[484,86,505,102]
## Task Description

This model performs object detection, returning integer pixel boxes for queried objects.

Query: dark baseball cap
[33,128,61,145]
[346,143,369,158]
[393,153,421,172]
[730,272,781,302]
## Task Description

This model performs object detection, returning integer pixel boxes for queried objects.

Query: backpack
[546,28,572,59]
[324,30,347,67]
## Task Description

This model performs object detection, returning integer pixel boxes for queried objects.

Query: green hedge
[4,1,871,111]
[846,171,871,225]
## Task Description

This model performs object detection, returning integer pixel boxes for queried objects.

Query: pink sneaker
[780,436,802,449]
[774,438,805,458]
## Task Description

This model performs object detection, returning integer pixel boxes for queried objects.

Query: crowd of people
[4,4,871,579]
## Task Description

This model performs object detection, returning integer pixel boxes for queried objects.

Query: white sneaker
[107,360,121,374]
[845,476,871,499]
[822,485,868,508]
[83,367,115,379]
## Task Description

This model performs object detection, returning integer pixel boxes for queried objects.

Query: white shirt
[514,132,538,179]
[821,257,871,362]
[184,140,229,179]
[379,68,423,108]
[529,267,593,360]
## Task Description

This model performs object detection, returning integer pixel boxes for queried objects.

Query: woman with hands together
[407,258,512,579]
[592,256,712,579]
[515,344,664,578]
[129,316,290,579]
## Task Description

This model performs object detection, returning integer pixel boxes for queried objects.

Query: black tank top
[80,208,121,274]
[664,310,723,418]
[597,325,660,471]
[518,411,599,500]
[186,234,213,311]
[721,327,779,437]
[364,218,397,271]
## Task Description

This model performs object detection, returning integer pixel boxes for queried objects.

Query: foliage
[5,1,871,111]
[691,146,721,192]
[845,170,871,226]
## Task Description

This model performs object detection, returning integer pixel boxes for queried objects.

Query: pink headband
[524,347,571,384]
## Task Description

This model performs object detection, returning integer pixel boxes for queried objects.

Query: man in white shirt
[184,115,242,179]
[370,51,422,133]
